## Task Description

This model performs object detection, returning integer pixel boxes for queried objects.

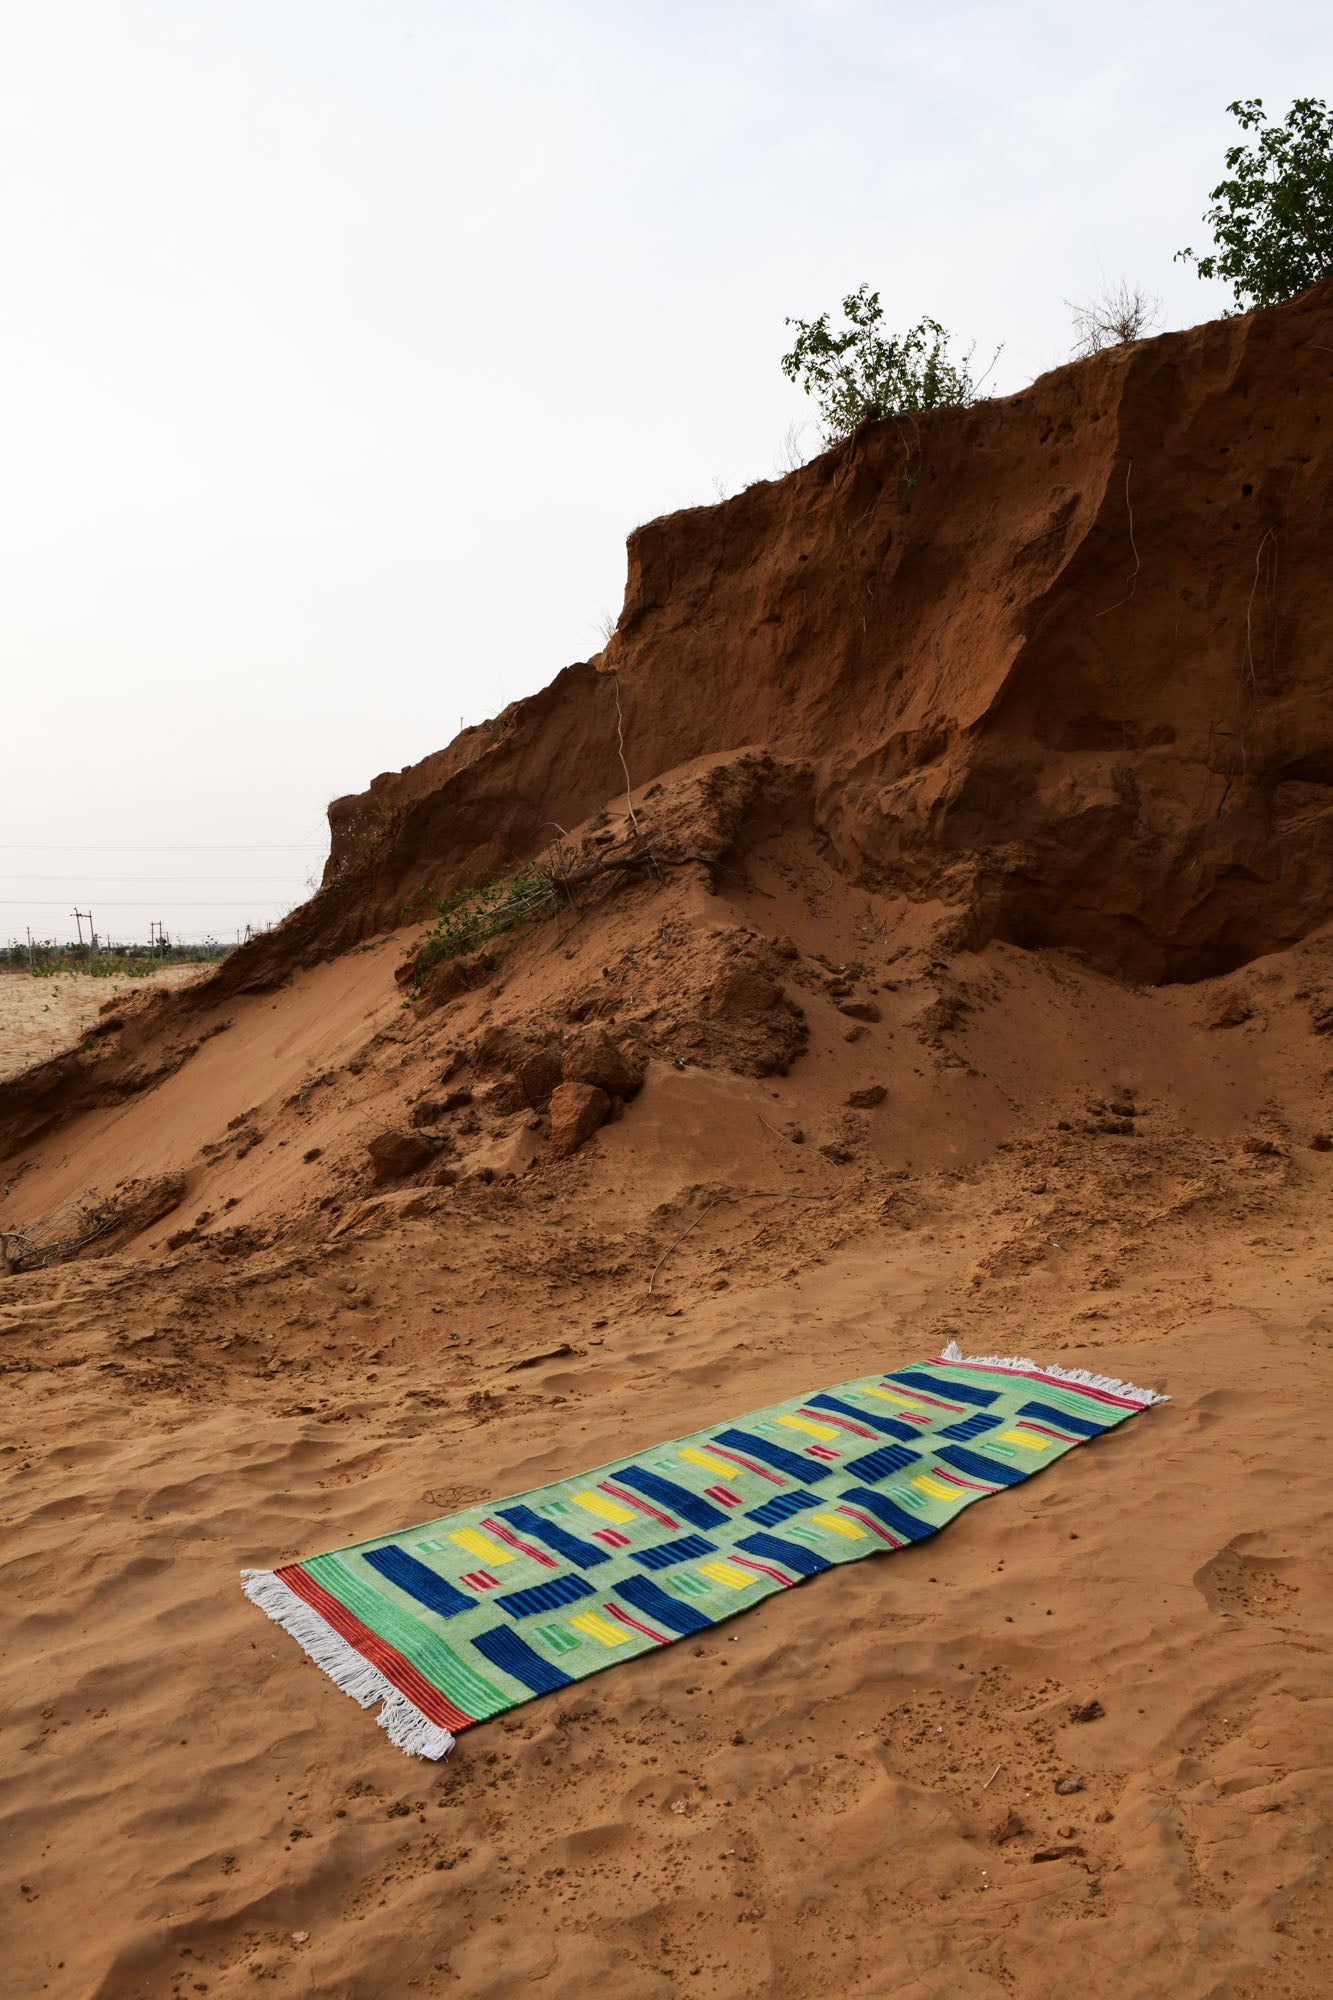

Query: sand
[2,866,1331,1999]
[0,967,207,1083]
[3,284,1332,1998]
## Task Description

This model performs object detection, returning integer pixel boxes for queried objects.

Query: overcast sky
[3,0,1329,945]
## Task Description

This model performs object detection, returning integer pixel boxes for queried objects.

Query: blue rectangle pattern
[714,1428,834,1483]
[614,1465,728,1530]
[495,1504,611,1569]
[363,1545,474,1618]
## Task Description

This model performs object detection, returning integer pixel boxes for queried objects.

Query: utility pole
[26,925,34,972]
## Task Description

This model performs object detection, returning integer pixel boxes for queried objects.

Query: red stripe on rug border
[930,1356,1148,1410]
[276,1563,476,1734]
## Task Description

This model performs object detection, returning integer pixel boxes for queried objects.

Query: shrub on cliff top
[1178,97,1333,309]
[781,286,977,443]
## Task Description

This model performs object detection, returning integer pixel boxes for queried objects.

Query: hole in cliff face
[1279,750,1333,788]
[1049,715,1176,753]
[1155,940,1282,986]
[992,883,1318,988]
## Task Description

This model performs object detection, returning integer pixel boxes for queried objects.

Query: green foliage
[2,939,229,977]
[1178,98,1333,309]
[781,286,977,444]
[408,865,557,993]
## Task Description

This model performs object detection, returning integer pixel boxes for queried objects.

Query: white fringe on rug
[241,1568,455,1760]
[939,1339,1168,1405]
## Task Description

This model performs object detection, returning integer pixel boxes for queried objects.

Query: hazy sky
[3,0,1329,944]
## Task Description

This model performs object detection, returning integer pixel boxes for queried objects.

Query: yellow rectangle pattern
[570,1611,630,1647]
[812,1512,866,1539]
[678,1447,734,1478]
[776,1413,840,1441]
[573,1489,636,1523]
[448,1527,515,1565]
[910,1474,962,1501]
[862,1386,922,1410]
[698,1560,756,1591]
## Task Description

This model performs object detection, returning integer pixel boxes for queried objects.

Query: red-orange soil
[3,284,1332,2000]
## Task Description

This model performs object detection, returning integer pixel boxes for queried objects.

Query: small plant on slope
[408,865,558,993]
[1177,97,1333,309]
[781,285,978,445]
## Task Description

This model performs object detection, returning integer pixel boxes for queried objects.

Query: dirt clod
[366,1129,436,1181]
[547,1082,611,1158]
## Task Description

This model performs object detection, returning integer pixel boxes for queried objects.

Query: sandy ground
[4,1188,1332,2000]
[0,968,208,1082]
[5,285,1332,2000]
[2,837,1331,1999]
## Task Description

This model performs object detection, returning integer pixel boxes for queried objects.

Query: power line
[0,842,324,853]
[0,898,304,909]
[7,874,313,884]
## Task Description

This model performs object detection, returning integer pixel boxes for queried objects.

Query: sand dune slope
[3,285,1333,1999]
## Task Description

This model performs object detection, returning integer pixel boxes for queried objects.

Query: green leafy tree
[781,286,976,443]
[1178,98,1333,309]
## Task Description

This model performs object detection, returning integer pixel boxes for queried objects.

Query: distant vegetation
[1178,97,1333,308]
[1,940,232,978]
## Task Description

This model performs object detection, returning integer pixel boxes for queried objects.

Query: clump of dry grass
[1067,279,1159,358]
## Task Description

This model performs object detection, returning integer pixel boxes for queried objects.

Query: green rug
[243,1342,1164,1758]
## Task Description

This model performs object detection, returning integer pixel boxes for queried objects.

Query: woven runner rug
[243,1342,1164,1759]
